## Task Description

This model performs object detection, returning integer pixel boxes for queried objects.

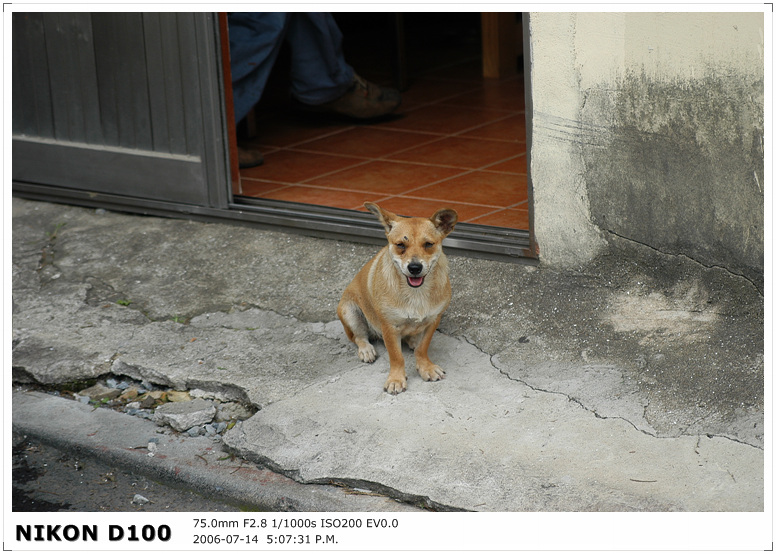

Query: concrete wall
[528,12,764,284]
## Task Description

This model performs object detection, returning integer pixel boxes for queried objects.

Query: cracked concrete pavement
[11,197,764,511]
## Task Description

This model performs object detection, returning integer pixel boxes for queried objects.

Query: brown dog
[337,202,458,394]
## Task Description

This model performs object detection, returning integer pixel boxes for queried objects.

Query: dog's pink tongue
[408,276,424,288]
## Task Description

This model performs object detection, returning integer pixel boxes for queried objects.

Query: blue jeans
[228,13,355,123]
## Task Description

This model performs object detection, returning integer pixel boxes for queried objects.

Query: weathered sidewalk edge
[11,390,423,513]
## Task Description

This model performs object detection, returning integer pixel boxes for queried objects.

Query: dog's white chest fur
[385,298,446,332]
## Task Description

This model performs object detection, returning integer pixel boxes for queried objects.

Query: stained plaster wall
[528,12,764,287]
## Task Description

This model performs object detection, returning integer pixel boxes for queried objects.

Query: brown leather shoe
[310,74,401,120]
[237,145,264,169]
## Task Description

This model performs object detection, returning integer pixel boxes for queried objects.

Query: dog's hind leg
[337,300,377,363]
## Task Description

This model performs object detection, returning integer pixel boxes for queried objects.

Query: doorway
[229,13,530,233]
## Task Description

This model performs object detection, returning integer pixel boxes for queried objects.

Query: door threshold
[11,183,537,264]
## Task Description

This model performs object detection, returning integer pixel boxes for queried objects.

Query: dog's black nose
[407,262,423,276]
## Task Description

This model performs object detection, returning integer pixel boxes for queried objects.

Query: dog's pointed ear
[431,208,458,237]
[365,202,399,234]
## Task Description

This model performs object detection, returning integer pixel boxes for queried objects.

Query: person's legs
[228,12,401,167]
[285,14,401,119]
[284,13,355,105]
[227,13,290,124]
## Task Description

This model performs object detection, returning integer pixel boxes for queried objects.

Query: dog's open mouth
[407,276,424,288]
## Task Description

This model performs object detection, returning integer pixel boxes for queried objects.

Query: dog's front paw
[358,343,377,363]
[384,376,407,395]
[418,364,446,382]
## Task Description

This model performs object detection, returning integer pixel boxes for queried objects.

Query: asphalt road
[12,432,244,512]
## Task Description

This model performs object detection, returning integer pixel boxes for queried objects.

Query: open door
[12,13,229,207]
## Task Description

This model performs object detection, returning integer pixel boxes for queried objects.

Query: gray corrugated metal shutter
[12,12,227,206]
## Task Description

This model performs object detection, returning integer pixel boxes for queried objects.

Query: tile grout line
[299,158,375,185]
[242,147,528,204]
[246,179,516,212]
[462,206,508,224]
[395,150,528,199]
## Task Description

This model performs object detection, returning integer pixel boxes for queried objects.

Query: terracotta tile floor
[236,63,528,230]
